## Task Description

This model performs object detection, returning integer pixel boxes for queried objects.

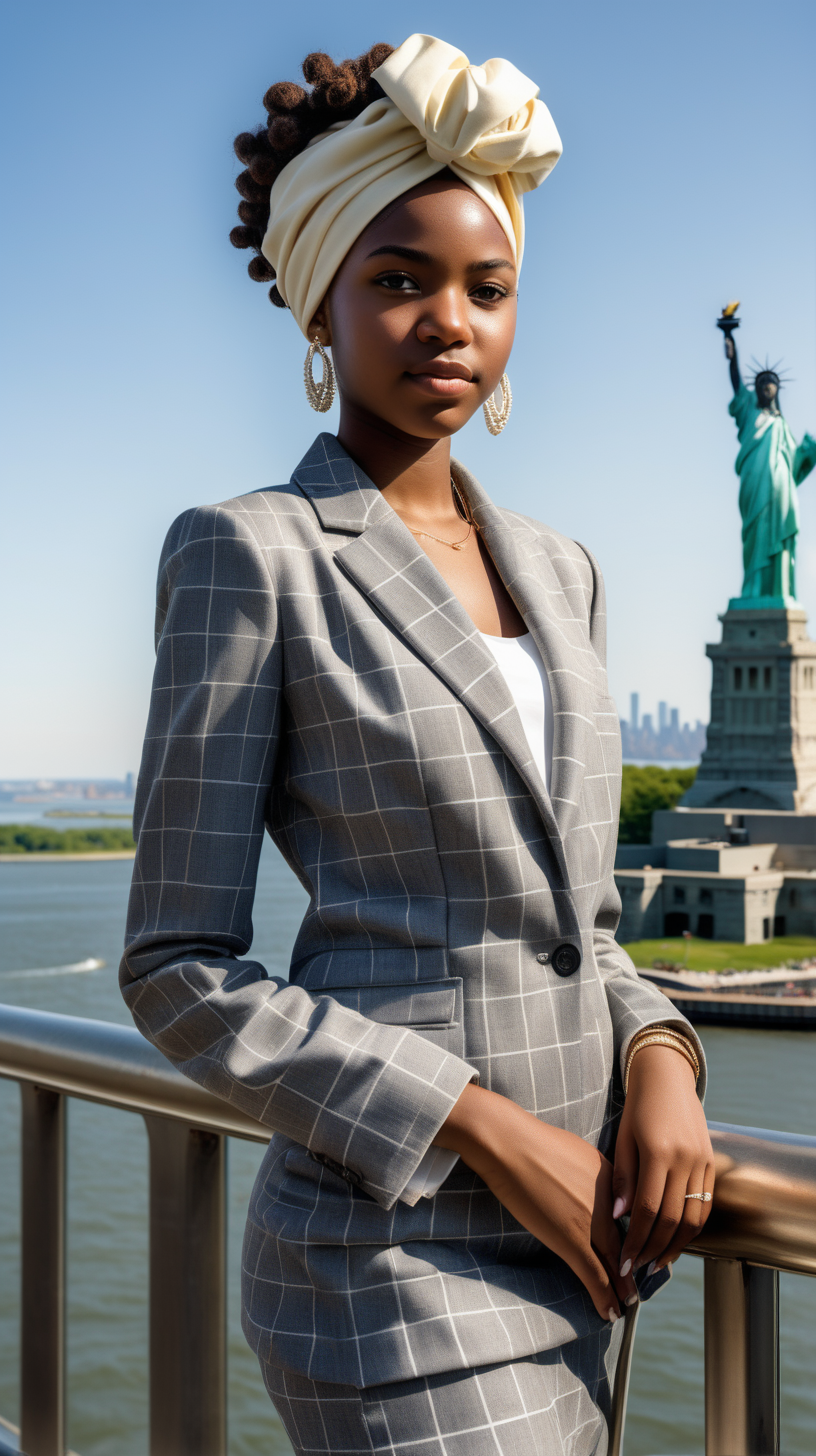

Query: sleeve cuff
[398,1146,459,1205]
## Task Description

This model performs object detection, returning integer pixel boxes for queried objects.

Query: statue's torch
[717,301,741,341]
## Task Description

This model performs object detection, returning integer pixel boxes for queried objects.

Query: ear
[307,298,332,348]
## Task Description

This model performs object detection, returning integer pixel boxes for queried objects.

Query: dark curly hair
[231,43,394,308]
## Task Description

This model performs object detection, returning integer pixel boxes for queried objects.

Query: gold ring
[685,1192,712,1202]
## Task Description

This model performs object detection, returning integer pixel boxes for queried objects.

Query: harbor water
[1,806,814,1454]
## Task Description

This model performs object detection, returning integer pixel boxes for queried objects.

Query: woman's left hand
[613,1042,715,1280]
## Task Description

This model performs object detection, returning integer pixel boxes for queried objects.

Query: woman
[121,34,713,1455]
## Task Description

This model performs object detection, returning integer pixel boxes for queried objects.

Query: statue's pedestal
[727,594,799,612]
[682,605,816,811]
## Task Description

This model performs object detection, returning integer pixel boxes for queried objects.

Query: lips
[406,361,473,398]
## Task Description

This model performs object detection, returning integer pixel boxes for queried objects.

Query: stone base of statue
[681,602,816,811]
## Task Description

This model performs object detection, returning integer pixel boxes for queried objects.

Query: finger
[634,1166,690,1272]
[619,1164,666,1277]
[652,1159,715,1271]
[573,1246,622,1325]
[597,1227,638,1309]
[611,1126,639,1222]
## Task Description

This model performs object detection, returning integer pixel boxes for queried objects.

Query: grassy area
[0,824,135,854]
[621,935,816,972]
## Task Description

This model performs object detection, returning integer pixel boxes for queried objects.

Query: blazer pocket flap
[326,979,458,1029]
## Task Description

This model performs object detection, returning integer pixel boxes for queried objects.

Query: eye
[470,283,510,303]
[375,271,420,292]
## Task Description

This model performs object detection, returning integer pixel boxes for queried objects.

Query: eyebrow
[365,244,515,273]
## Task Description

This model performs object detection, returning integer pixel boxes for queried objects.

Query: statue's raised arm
[717,301,742,394]
[724,334,741,394]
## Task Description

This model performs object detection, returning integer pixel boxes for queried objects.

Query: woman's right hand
[434,1083,638,1321]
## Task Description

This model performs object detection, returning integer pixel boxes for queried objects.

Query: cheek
[332,298,407,381]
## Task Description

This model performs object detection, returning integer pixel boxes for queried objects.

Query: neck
[337,404,460,524]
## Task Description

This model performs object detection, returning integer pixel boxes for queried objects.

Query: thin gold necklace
[406,479,480,551]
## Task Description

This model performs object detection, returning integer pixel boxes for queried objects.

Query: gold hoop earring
[304,338,336,413]
[483,373,512,435]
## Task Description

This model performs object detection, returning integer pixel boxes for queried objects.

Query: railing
[0,1004,814,1456]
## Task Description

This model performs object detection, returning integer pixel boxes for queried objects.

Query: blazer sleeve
[120,503,477,1210]
[577,541,706,1099]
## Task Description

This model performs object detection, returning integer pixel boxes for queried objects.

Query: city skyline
[0,777,135,803]
[620,691,706,763]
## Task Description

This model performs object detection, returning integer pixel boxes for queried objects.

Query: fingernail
[620,1258,632,1278]
[612,1197,626,1220]
[607,1308,619,1324]
[625,1293,639,1306]
[646,1260,657,1277]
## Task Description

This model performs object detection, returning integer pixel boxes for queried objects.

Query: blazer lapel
[291,436,571,879]
[452,460,599,840]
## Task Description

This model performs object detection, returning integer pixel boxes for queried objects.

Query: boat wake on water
[0,957,105,980]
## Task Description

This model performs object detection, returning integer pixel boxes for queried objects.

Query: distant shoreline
[0,851,136,863]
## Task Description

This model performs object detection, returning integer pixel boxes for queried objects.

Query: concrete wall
[652,807,816,847]
[664,841,777,874]
[615,871,664,941]
[614,867,789,944]
[774,874,816,935]
[614,845,667,869]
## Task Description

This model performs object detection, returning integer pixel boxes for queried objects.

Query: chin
[408,406,476,439]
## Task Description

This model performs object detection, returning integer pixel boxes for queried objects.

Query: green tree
[617,765,697,845]
[0,824,135,854]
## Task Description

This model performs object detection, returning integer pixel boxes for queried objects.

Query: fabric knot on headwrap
[261,33,563,337]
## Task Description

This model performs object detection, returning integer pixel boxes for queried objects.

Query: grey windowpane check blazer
[121,433,703,1390]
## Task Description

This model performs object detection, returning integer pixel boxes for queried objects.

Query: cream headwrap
[261,33,562,337]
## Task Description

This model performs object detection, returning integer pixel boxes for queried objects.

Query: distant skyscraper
[642,713,654,735]
[670,707,680,732]
[124,771,135,798]
[658,701,668,732]
[630,692,639,730]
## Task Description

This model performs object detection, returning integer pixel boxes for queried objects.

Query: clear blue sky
[2,0,814,778]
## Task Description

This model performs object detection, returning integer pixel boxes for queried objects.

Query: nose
[416,286,473,349]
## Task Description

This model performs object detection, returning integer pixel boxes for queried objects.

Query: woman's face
[314,175,517,440]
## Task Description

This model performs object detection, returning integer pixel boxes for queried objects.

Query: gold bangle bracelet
[626,1030,699,1079]
[627,1025,700,1076]
[624,1030,700,1095]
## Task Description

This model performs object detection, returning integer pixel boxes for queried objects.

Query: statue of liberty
[719,306,816,604]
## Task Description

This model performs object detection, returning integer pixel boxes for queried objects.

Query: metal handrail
[1,1002,814,1456]
[0,1002,270,1143]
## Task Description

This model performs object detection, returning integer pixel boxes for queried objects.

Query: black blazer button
[552,943,581,977]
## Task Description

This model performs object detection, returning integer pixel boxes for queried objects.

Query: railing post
[144,1116,227,1456]
[704,1257,780,1456]
[607,1301,640,1456]
[20,1083,66,1456]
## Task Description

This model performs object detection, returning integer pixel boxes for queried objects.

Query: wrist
[624,1025,699,1095]
[627,1041,697,1090]
[434,1083,532,1172]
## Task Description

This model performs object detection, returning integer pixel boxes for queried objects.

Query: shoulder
[495,506,600,596]
[153,486,313,638]
[729,383,754,420]
[159,482,320,569]
[166,482,313,546]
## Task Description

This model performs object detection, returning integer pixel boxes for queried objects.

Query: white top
[399,631,553,1204]
[478,631,553,792]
